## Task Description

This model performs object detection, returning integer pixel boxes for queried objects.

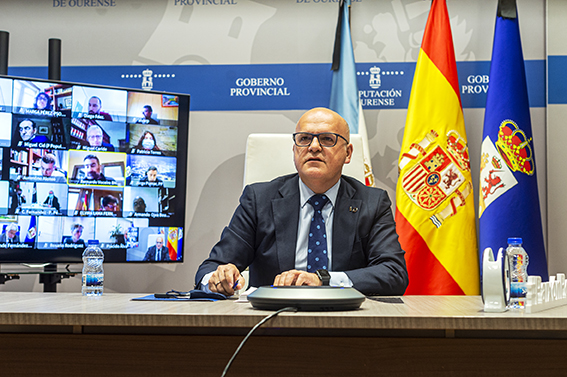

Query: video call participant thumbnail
[0,223,19,244]
[88,96,112,121]
[30,153,67,181]
[123,187,159,216]
[128,124,178,157]
[126,154,176,188]
[138,166,163,187]
[132,131,161,154]
[86,125,115,151]
[16,119,50,145]
[135,105,159,125]
[12,116,67,149]
[0,216,35,247]
[68,151,125,187]
[83,154,115,183]
[99,194,120,216]
[143,235,170,262]
[63,223,85,246]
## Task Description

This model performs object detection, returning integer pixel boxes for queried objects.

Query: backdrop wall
[0,0,553,293]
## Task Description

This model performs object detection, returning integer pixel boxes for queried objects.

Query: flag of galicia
[479,2,548,279]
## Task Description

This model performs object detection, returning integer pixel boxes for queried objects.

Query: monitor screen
[0,76,189,263]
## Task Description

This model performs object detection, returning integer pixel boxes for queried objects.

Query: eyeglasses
[292,132,348,148]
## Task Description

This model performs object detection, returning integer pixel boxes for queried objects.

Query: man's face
[88,97,101,114]
[84,158,101,179]
[293,109,352,191]
[7,229,16,240]
[156,238,164,249]
[147,170,157,182]
[143,108,152,119]
[87,127,103,147]
[41,161,55,177]
[19,121,35,141]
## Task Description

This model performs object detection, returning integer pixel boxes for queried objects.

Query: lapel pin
[349,206,358,213]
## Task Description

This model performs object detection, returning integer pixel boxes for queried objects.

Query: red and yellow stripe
[395,0,479,295]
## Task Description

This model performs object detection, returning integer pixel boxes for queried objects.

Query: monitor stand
[0,263,78,292]
[39,264,76,292]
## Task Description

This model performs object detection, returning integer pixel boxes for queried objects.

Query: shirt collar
[298,177,341,209]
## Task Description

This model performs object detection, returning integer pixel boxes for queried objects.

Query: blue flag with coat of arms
[478,1,548,279]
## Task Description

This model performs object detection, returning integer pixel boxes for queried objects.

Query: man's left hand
[273,269,322,287]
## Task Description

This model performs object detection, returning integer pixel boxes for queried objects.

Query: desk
[1,292,566,376]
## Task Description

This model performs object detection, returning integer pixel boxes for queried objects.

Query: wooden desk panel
[1,293,567,376]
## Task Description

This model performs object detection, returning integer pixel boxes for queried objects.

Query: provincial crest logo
[142,68,154,91]
[369,66,381,89]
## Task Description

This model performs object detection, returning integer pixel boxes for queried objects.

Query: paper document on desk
[235,287,257,302]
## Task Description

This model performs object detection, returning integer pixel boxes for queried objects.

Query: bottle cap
[507,237,522,245]
[87,239,100,245]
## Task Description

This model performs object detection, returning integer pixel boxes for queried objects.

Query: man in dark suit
[195,107,408,296]
[43,190,60,212]
[0,223,19,244]
[143,236,170,262]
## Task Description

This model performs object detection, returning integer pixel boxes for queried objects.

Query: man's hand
[273,269,322,287]
[209,263,245,296]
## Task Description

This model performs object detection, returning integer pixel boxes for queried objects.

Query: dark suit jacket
[143,245,171,262]
[195,174,408,295]
[43,196,60,211]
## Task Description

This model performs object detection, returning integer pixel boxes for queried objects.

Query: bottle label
[510,282,527,298]
[83,273,104,287]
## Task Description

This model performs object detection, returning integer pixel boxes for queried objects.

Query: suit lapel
[332,178,361,270]
[272,175,300,272]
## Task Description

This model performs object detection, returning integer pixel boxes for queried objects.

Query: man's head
[133,196,146,213]
[40,154,57,177]
[292,108,353,193]
[5,223,18,240]
[146,166,158,182]
[88,96,102,115]
[101,195,118,211]
[86,126,104,147]
[19,119,37,141]
[71,223,83,241]
[83,154,101,180]
[156,236,164,249]
[142,105,153,120]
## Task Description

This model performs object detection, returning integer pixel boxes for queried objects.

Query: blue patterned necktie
[307,194,329,272]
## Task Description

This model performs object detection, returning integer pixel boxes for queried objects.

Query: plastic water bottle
[82,240,104,296]
[506,237,529,310]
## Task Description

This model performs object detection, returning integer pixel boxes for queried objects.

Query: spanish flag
[167,227,178,261]
[395,0,479,295]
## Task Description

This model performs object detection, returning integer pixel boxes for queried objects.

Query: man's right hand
[208,263,245,296]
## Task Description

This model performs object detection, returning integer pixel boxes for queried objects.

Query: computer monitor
[0,75,189,263]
